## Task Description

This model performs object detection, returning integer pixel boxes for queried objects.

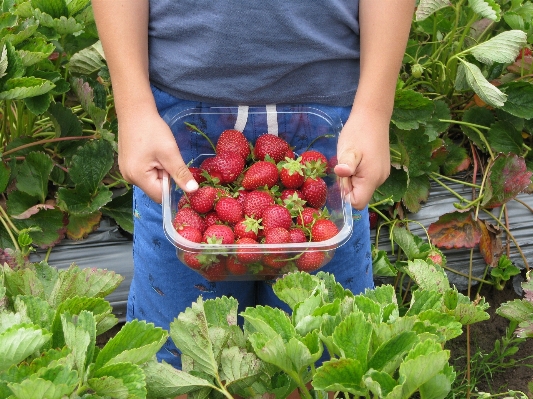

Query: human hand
[117,110,198,203]
[334,111,391,210]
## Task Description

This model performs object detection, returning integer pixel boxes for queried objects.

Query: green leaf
[14,151,54,202]
[449,295,490,325]
[101,191,133,234]
[69,139,114,193]
[88,362,147,399]
[7,371,78,399]
[391,89,435,130]
[169,297,220,378]
[94,320,167,370]
[0,44,8,79]
[371,166,408,204]
[419,364,455,399]
[469,30,527,64]
[14,207,67,248]
[64,211,103,240]
[332,312,372,368]
[143,359,216,398]
[24,93,51,115]
[461,107,494,151]
[242,305,296,342]
[2,262,47,298]
[486,120,523,154]
[415,0,452,21]
[14,295,55,331]
[220,346,263,388]
[31,0,68,19]
[500,81,533,119]
[496,299,533,323]
[48,102,83,138]
[33,9,83,35]
[66,0,91,16]
[368,332,419,375]
[0,324,51,371]
[246,333,298,379]
[57,186,113,215]
[0,77,55,100]
[272,271,321,310]
[392,226,430,260]
[17,37,55,66]
[371,246,397,277]
[405,259,451,293]
[364,370,398,398]
[62,311,95,374]
[48,265,123,308]
[424,100,451,140]
[402,174,430,213]
[70,77,107,129]
[468,0,501,21]
[458,61,507,107]
[0,161,10,193]
[393,128,438,177]
[68,41,106,75]
[313,358,366,396]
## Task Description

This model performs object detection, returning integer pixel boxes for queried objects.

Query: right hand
[117,110,198,203]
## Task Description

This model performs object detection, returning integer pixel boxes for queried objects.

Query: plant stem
[183,122,216,152]
[2,135,97,157]
[0,212,20,251]
[429,172,481,189]
[441,264,493,285]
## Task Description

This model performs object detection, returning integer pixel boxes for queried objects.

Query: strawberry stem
[184,122,216,152]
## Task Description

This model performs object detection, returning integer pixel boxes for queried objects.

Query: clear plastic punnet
[162,106,353,281]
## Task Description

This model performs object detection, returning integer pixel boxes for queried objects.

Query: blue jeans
[127,85,374,367]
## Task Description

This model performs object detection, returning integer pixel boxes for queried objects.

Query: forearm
[354,0,415,117]
[92,0,157,119]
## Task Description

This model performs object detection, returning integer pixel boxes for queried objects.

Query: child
[92,0,415,370]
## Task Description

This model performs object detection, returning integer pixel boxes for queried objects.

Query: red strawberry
[289,227,307,243]
[233,216,262,240]
[311,219,339,242]
[189,186,218,214]
[369,211,379,230]
[516,47,532,61]
[202,259,227,281]
[235,237,263,264]
[301,177,327,208]
[175,225,203,243]
[226,256,248,275]
[183,252,204,270]
[216,129,250,160]
[279,158,305,189]
[203,224,235,244]
[200,156,224,182]
[296,207,320,228]
[215,197,243,224]
[243,190,275,218]
[300,150,328,166]
[296,251,326,272]
[189,166,207,184]
[254,134,290,163]
[300,150,328,178]
[262,204,292,231]
[177,195,190,209]
[264,226,291,244]
[173,208,206,233]
[236,190,248,205]
[242,161,279,190]
[204,211,222,227]
[211,152,245,184]
[285,148,295,159]
[263,253,289,269]
[280,189,302,202]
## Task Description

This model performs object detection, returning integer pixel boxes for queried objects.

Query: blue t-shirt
[148,1,360,106]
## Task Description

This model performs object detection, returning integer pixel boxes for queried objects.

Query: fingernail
[185,179,199,192]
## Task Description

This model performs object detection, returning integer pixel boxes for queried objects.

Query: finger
[159,147,198,193]
[348,176,375,211]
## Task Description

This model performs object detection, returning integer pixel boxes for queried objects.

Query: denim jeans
[127,85,374,367]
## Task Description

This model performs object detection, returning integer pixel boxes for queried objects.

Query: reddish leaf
[477,219,503,267]
[428,211,482,249]
[483,154,532,208]
[66,211,102,240]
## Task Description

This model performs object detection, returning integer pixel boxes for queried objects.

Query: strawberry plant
[0,0,131,261]
[141,270,490,399]
[371,0,533,288]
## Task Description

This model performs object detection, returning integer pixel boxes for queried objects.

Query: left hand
[334,110,391,210]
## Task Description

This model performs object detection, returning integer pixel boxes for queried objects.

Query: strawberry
[177,194,190,209]
[254,134,290,163]
[301,150,328,166]
[235,237,263,264]
[243,190,275,218]
[173,208,206,233]
[216,129,250,160]
[289,227,307,243]
[296,207,320,228]
[183,252,204,270]
[262,204,292,231]
[368,211,379,230]
[175,225,203,243]
[311,219,339,242]
[189,186,218,214]
[264,226,291,244]
[516,47,532,61]
[236,190,248,205]
[233,216,261,240]
[204,211,222,227]
[301,177,327,208]
[279,158,305,189]
[203,224,235,244]
[200,156,224,182]
[281,191,307,217]
[211,152,245,184]
[279,189,302,202]
[226,256,248,275]
[189,166,207,184]
[242,161,279,190]
[202,258,227,281]
[296,251,326,272]
[215,197,243,224]
[300,150,327,178]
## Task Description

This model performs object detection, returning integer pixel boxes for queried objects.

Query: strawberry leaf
[69,140,114,194]
[428,211,482,249]
[88,362,146,399]
[65,211,102,241]
[486,121,523,154]
[313,358,366,396]
[500,81,533,119]
[101,191,134,234]
[415,0,452,21]
[391,89,434,130]
[394,128,439,177]
[57,186,113,215]
[402,175,431,213]
[405,259,451,293]
[461,107,494,151]
[15,151,54,203]
[483,153,532,208]
[14,207,67,249]
[61,310,95,375]
[371,167,408,204]
[477,219,503,267]
[0,324,51,372]
[468,0,501,21]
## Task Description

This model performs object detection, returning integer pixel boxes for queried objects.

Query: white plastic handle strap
[234,105,249,132]
[266,104,278,136]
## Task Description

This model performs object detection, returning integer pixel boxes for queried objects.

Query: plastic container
[162,106,353,281]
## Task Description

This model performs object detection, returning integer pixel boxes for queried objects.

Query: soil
[445,272,533,397]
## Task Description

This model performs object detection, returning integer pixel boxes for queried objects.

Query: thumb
[334,149,360,178]
[159,147,198,194]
